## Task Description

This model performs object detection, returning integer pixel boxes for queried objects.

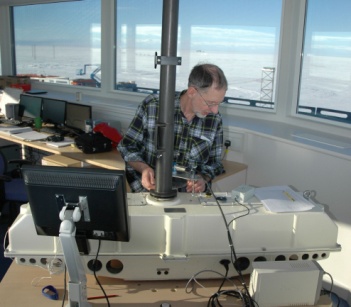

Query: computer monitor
[18,94,42,120]
[65,102,92,132]
[41,97,66,127]
[22,164,130,306]
[21,165,130,246]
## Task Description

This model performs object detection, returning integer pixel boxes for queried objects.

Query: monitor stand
[59,205,92,307]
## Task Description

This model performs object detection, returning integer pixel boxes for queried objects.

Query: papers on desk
[46,137,74,148]
[0,126,32,134]
[0,126,75,145]
[10,130,48,141]
[254,185,315,213]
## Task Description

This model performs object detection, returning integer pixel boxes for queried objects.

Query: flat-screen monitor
[65,102,92,132]
[22,165,130,250]
[41,98,66,127]
[18,94,42,120]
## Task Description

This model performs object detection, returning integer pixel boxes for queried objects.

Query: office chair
[0,153,31,225]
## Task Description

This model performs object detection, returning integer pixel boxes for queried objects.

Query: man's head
[188,63,228,91]
[186,64,228,118]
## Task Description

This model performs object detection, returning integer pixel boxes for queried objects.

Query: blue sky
[14,0,281,50]
[13,0,101,46]
[12,0,351,56]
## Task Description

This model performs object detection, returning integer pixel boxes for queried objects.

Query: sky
[12,0,351,57]
[13,0,282,52]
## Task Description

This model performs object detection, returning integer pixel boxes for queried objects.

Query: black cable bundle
[204,180,257,307]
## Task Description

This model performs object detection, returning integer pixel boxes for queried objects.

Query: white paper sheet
[254,185,315,212]
[10,131,48,141]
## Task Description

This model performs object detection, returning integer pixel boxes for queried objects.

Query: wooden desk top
[0,263,244,306]
[0,263,332,306]
[0,131,126,169]
[0,130,247,180]
[215,160,247,181]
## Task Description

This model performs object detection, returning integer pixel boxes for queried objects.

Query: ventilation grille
[24,170,119,190]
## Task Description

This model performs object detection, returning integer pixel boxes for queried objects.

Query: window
[12,0,101,87]
[10,0,283,108]
[115,0,282,108]
[298,0,351,124]
[116,1,162,93]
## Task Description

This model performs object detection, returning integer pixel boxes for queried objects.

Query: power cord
[185,269,237,294]
[59,240,111,306]
[208,257,257,307]
[203,181,256,307]
[92,239,111,306]
[320,271,350,307]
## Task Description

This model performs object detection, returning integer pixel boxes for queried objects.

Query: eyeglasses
[195,88,223,108]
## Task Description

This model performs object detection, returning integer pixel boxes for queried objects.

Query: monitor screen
[42,98,66,126]
[22,165,130,246]
[18,94,42,119]
[65,102,92,132]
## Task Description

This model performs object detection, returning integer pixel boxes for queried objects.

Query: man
[118,63,227,193]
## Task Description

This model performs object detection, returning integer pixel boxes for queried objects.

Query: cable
[203,181,256,307]
[92,239,110,307]
[58,240,111,306]
[2,228,9,252]
[226,199,250,228]
[321,271,342,307]
[217,259,230,292]
[45,254,65,276]
[185,269,237,294]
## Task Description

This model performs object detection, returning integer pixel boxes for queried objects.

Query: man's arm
[128,161,155,191]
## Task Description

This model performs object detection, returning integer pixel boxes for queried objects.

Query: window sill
[222,114,351,160]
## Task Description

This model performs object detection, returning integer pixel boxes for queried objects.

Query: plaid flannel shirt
[118,92,224,192]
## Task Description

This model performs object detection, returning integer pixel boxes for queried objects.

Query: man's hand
[128,161,155,191]
[186,178,207,193]
[141,167,156,191]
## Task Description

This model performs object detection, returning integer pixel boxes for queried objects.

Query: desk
[0,131,126,169]
[0,263,332,306]
[0,131,248,190]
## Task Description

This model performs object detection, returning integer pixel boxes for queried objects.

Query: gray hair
[188,63,228,91]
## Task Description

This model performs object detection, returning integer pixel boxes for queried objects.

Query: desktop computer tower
[5,103,20,120]
[249,260,324,307]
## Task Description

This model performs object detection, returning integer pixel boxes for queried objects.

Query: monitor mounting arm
[59,202,92,307]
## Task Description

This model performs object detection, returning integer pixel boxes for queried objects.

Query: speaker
[5,103,20,120]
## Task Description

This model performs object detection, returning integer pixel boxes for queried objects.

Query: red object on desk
[93,122,123,147]
[10,83,31,91]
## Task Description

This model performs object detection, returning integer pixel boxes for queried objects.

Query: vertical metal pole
[150,0,179,199]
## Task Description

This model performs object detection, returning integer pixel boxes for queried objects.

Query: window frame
[0,0,350,139]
